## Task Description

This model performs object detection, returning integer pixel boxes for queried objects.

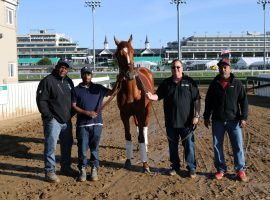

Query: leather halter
[118,63,137,80]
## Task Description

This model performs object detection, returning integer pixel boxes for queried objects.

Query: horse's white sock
[125,140,133,159]
[139,143,148,162]
[136,126,139,136]
[143,127,148,146]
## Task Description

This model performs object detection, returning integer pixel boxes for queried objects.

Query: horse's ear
[128,34,133,44]
[114,36,119,46]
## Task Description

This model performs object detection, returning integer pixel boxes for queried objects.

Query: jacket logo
[181,84,190,87]
[67,83,72,90]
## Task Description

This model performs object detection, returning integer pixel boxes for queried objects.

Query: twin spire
[103,35,150,49]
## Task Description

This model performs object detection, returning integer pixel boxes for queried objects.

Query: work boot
[91,167,98,181]
[189,169,196,179]
[168,168,180,176]
[77,168,87,182]
[45,171,60,183]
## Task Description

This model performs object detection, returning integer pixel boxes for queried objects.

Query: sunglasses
[171,66,182,70]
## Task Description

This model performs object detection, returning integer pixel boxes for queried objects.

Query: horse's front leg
[120,112,132,169]
[134,116,149,152]
[142,103,152,153]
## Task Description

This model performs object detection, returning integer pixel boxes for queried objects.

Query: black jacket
[156,75,200,128]
[203,73,248,121]
[36,70,74,123]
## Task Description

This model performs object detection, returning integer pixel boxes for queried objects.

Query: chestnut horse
[114,35,154,172]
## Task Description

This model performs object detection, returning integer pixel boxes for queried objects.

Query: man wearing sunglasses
[146,59,201,178]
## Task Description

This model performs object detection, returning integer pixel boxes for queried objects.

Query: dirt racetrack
[0,90,270,200]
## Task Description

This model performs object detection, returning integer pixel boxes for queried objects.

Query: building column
[193,53,195,59]
[204,53,207,59]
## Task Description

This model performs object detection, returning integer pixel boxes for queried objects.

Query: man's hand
[146,92,158,101]
[240,120,247,128]
[204,119,211,129]
[86,111,97,118]
[146,92,152,99]
[192,117,199,125]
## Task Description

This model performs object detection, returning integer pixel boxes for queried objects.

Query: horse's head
[114,35,136,80]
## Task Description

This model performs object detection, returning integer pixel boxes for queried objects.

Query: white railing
[0,76,109,121]
[256,75,270,97]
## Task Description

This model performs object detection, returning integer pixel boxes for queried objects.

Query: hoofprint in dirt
[0,93,270,200]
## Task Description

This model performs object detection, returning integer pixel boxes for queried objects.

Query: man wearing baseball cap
[72,66,113,182]
[203,59,248,182]
[36,58,74,183]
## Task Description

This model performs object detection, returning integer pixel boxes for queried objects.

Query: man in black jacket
[203,59,248,182]
[36,59,74,183]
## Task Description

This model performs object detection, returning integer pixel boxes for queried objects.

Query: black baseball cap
[57,58,70,68]
[80,66,92,75]
[217,59,230,68]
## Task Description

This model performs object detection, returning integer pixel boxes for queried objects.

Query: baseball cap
[80,66,92,75]
[57,58,70,68]
[217,59,230,68]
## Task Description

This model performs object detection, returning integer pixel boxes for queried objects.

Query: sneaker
[168,168,179,176]
[91,167,98,181]
[77,168,87,182]
[189,170,196,179]
[45,171,60,183]
[237,170,248,182]
[215,171,224,180]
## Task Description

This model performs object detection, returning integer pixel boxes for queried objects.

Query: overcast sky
[17,0,269,49]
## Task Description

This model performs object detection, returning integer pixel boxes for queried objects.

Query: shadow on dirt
[99,145,126,151]
[247,95,270,109]
[0,134,43,160]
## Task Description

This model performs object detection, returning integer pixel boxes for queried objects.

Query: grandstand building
[17,30,88,66]
[165,31,270,61]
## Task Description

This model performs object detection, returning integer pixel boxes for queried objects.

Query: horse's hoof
[143,167,151,173]
[124,159,131,170]
[143,162,151,173]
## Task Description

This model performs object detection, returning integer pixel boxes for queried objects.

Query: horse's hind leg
[120,113,133,169]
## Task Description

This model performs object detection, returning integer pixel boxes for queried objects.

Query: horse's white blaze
[123,47,130,64]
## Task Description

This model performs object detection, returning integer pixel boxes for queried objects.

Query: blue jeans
[76,125,102,170]
[43,118,73,173]
[212,120,245,172]
[166,126,196,171]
